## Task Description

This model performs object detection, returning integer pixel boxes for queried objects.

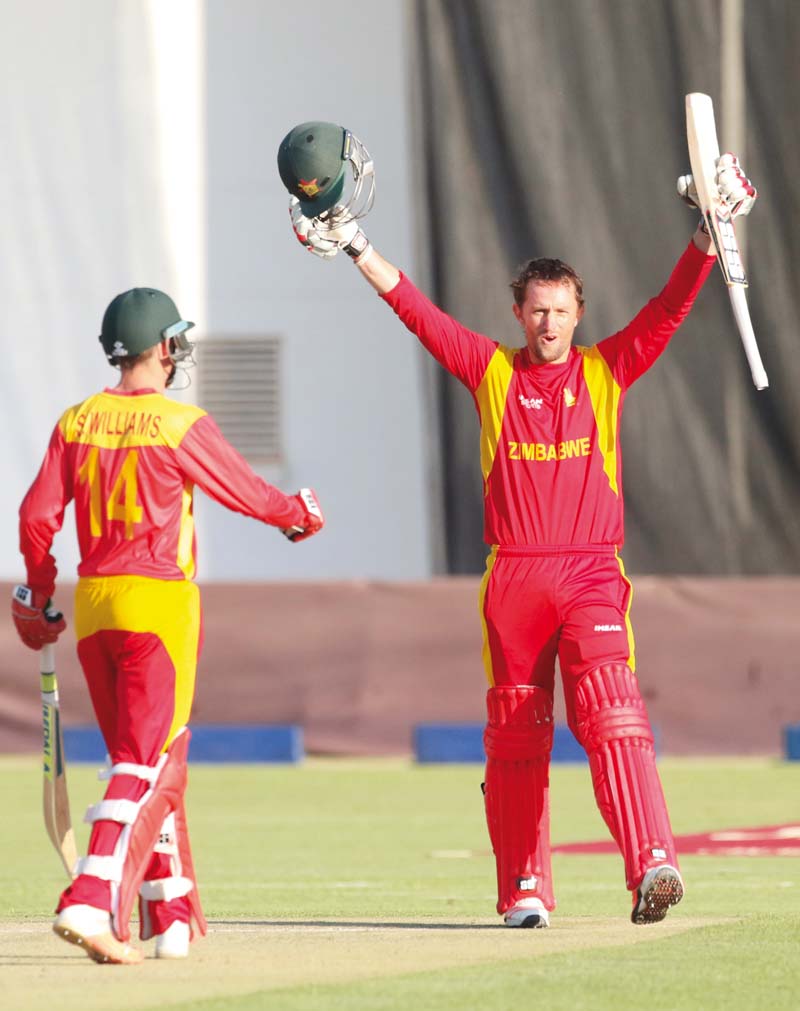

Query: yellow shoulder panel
[475,345,519,487]
[59,392,206,449]
[577,346,621,495]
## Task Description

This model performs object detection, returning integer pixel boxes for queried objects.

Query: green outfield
[1,754,798,1010]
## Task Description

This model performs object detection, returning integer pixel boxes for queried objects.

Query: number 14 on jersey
[77,447,143,539]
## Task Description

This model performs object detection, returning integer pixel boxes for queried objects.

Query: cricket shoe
[631,864,684,925]
[155,920,190,959]
[53,904,143,964]
[503,897,550,928]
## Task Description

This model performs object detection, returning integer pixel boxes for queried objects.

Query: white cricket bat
[685,93,768,390]
[41,644,78,879]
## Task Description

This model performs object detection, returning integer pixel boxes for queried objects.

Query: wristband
[354,244,374,267]
[343,229,370,259]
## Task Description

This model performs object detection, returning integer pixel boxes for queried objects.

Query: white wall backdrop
[1,0,432,583]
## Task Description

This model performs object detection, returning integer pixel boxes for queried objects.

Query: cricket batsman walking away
[278,121,757,927]
[12,289,325,964]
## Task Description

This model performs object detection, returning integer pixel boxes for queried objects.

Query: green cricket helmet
[99,288,195,365]
[277,121,375,220]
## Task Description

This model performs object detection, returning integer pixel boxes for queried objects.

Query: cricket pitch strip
[0,914,721,1011]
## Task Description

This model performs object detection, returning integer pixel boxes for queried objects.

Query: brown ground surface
[1,577,798,756]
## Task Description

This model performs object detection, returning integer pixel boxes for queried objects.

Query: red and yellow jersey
[383,241,715,548]
[19,388,304,596]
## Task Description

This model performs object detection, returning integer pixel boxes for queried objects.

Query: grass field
[1,754,798,1010]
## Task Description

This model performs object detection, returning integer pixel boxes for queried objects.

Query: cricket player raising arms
[12,290,324,963]
[279,122,756,927]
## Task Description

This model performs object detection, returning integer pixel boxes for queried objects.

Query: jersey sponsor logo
[594,623,623,632]
[563,387,576,407]
[518,394,543,410]
[507,437,591,462]
[74,409,162,440]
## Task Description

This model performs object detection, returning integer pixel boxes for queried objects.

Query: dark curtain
[410,0,800,574]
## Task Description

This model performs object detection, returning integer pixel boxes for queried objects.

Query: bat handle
[728,286,769,390]
[40,643,55,676]
[40,644,58,702]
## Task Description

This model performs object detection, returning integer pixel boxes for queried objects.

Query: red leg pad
[137,806,207,941]
[174,796,207,938]
[483,686,555,913]
[115,729,205,942]
[138,852,192,939]
[572,664,678,889]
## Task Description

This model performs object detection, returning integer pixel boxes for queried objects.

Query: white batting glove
[289,197,338,259]
[715,152,757,217]
[676,173,700,208]
[316,205,372,262]
[677,153,757,219]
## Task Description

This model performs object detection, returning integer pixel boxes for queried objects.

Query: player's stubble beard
[528,331,573,365]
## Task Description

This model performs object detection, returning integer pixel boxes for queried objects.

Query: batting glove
[316,205,372,262]
[676,173,700,209]
[281,488,325,543]
[715,152,757,217]
[11,584,66,651]
[290,197,339,259]
[677,152,757,219]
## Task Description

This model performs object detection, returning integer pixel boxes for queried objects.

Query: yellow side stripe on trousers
[616,550,636,672]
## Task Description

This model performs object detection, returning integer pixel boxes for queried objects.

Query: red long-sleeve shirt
[382,241,715,548]
[19,388,304,596]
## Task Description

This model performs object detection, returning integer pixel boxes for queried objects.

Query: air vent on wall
[198,336,281,464]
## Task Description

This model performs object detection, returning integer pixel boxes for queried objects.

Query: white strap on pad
[139,875,194,902]
[98,757,165,783]
[84,798,141,826]
[76,854,125,882]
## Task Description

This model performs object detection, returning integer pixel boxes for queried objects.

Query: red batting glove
[281,488,325,543]
[11,584,66,650]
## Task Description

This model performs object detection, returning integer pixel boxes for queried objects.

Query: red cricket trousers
[57,576,202,936]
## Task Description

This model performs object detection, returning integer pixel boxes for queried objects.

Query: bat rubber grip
[40,643,55,675]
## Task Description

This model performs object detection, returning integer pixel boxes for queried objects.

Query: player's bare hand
[11,584,66,650]
[281,488,325,543]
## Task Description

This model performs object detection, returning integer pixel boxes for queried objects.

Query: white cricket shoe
[631,864,684,925]
[155,920,191,959]
[53,904,143,964]
[503,897,550,928]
